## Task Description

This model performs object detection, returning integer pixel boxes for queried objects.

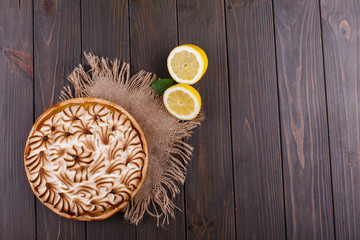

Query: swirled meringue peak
[24,98,148,221]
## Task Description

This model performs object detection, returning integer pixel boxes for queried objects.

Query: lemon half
[163,84,201,120]
[167,44,208,85]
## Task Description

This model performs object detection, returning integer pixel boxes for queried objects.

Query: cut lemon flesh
[163,84,201,120]
[167,44,208,85]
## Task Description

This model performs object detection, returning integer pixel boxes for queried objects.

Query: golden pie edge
[23,97,148,221]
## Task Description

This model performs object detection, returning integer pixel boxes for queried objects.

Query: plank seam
[127,1,137,239]
[128,0,132,67]
[32,0,38,238]
[317,0,337,238]
[175,0,188,239]
[80,0,83,61]
[222,0,238,239]
[270,0,288,238]
[79,0,88,240]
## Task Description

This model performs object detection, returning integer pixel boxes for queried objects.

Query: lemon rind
[163,85,201,120]
[167,45,205,85]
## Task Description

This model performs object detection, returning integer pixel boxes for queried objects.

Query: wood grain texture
[129,0,177,76]
[129,0,186,239]
[2,0,356,237]
[81,1,135,239]
[320,0,360,238]
[33,0,85,238]
[225,0,286,238]
[273,0,335,238]
[81,0,129,61]
[136,192,186,240]
[87,215,135,240]
[177,0,236,239]
[0,0,36,239]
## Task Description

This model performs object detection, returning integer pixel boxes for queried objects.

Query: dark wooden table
[1,0,359,239]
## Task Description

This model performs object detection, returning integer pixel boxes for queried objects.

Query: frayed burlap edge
[60,52,204,225]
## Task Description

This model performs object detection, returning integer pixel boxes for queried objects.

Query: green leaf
[152,78,177,95]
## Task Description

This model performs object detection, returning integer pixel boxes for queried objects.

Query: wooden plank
[273,0,335,238]
[33,0,86,239]
[81,1,136,239]
[129,0,186,239]
[81,0,129,60]
[0,0,36,239]
[225,0,286,238]
[129,0,177,75]
[177,0,236,239]
[320,0,360,238]
[135,193,185,240]
[87,215,135,240]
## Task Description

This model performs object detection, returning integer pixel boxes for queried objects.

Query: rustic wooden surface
[2,0,360,239]
[0,0,35,239]
[273,0,335,238]
[225,0,286,239]
[320,0,360,238]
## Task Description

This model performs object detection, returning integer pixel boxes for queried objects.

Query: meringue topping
[24,101,147,220]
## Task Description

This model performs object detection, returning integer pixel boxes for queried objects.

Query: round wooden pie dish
[24,97,148,221]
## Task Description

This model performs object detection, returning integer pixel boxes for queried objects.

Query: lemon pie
[24,98,148,221]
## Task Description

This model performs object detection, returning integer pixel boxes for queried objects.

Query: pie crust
[24,98,148,221]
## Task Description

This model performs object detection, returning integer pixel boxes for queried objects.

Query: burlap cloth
[60,53,203,225]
